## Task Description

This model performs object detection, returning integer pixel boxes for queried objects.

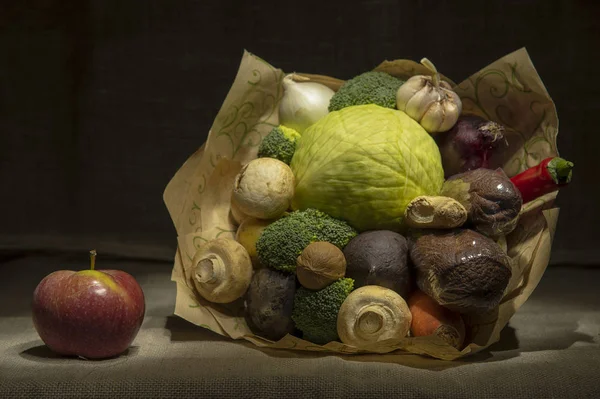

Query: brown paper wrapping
[163,48,560,361]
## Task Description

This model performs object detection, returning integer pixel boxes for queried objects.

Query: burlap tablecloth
[1,254,598,398]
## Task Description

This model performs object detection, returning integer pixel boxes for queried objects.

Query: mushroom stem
[337,286,412,348]
[407,197,436,224]
[195,255,221,284]
[405,195,468,229]
[357,308,385,335]
[191,238,253,304]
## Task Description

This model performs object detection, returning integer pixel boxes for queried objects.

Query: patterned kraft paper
[163,48,560,361]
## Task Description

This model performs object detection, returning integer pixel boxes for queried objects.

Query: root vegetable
[296,242,346,290]
[510,157,574,203]
[437,114,506,177]
[342,230,412,298]
[232,158,295,220]
[409,229,512,315]
[408,290,466,349]
[245,268,296,341]
[236,218,272,268]
[191,238,253,304]
[404,195,467,229]
[337,286,412,348]
[442,168,522,237]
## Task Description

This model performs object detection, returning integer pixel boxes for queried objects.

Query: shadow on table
[163,315,232,342]
[162,295,595,370]
[18,341,140,364]
[234,317,594,371]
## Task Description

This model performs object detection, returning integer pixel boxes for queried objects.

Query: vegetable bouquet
[164,48,567,361]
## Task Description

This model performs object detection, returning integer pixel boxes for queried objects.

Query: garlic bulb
[279,74,335,133]
[396,58,462,134]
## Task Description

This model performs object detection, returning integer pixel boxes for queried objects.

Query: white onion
[279,74,334,133]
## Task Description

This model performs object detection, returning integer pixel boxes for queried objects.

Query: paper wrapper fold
[163,48,560,361]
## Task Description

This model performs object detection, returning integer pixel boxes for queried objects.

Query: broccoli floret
[292,278,354,344]
[257,125,301,165]
[255,208,357,273]
[328,71,404,112]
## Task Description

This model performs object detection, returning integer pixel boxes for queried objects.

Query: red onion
[437,115,505,178]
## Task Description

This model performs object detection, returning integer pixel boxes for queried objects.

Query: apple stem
[90,249,97,270]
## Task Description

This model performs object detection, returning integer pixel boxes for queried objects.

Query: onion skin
[279,74,334,134]
[437,115,505,178]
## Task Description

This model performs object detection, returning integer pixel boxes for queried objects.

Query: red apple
[32,250,145,359]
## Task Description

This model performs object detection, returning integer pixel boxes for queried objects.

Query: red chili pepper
[510,157,574,204]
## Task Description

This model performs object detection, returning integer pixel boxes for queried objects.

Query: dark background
[0,0,597,265]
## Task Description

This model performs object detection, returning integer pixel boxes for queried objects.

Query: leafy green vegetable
[328,71,404,112]
[257,125,301,165]
[292,278,354,344]
[290,104,444,232]
[255,208,357,273]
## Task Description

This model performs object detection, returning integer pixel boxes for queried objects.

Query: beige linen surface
[1,256,599,398]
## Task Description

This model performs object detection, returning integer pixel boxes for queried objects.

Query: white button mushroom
[230,194,251,226]
[337,286,412,348]
[231,158,295,220]
[191,238,253,304]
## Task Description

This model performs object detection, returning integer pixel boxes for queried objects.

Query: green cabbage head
[290,104,444,232]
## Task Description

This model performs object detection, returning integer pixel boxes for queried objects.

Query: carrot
[510,157,574,204]
[407,290,466,350]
